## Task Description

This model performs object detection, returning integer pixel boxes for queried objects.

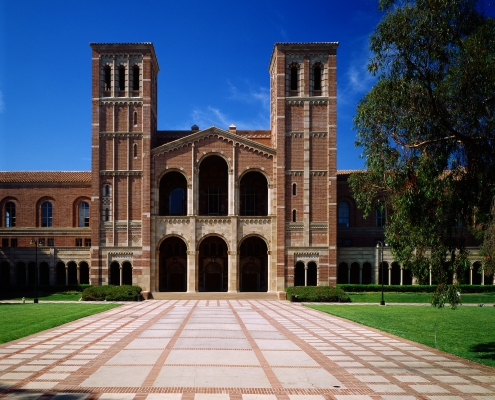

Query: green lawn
[308,304,495,368]
[0,293,82,301]
[0,303,120,344]
[347,292,495,304]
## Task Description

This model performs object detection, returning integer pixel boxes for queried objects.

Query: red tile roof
[0,171,92,183]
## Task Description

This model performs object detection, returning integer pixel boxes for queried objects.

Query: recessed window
[104,184,110,197]
[376,208,386,228]
[133,111,138,126]
[11,238,17,248]
[47,238,54,247]
[104,208,110,222]
[292,209,297,222]
[207,186,221,215]
[292,183,297,196]
[241,186,258,216]
[85,239,91,247]
[169,188,185,215]
[291,66,298,91]
[338,202,350,227]
[118,66,126,91]
[41,202,52,227]
[1,239,8,247]
[132,65,140,91]
[5,202,15,227]
[133,142,138,158]
[314,65,322,91]
[75,238,82,247]
[79,202,90,227]
[104,66,111,91]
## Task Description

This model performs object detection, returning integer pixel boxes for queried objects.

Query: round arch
[39,262,49,286]
[79,261,90,285]
[159,236,187,292]
[238,171,268,216]
[198,155,229,216]
[362,262,372,284]
[350,262,360,284]
[337,262,348,284]
[307,261,318,286]
[158,170,189,216]
[198,235,228,292]
[55,261,65,285]
[238,235,268,292]
[67,261,78,285]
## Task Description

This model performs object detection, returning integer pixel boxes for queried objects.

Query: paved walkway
[0,300,494,399]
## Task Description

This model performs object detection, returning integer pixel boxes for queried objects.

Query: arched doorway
[378,262,389,285]
[239,171,268,216]
[199,236,228,292]
[1,261,10,286]
[337,262,348,284]
[403,267,413,285]
[391,262,401,285]
[80,262,90,284]
[122,262,132,285]
[239,236,268,292]
[56,262,65,285]
[67,262,77,285]
[16,262,26,286]
[39,262,49,286]
[350,262,360,284]
[198,156,228,216]
[28,262,36,285]
[159,236,187,292]
[307,262,317,286]
[294,262,305,286]
[472,262,483,285]
[362,262,372,284]
[109,262,120,285]
[159,171,187,216]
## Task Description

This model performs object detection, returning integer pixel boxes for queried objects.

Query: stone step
[149,291,285,301]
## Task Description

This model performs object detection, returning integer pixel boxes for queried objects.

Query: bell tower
[89,43,159,288]
[269,42,338,288]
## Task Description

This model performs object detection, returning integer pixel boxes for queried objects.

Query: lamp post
[376,241,387,306]
[29,239,41,304]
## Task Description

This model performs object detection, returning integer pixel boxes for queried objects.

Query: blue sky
[0,1,489,172]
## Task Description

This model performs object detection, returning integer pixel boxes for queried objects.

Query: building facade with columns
[0,42,492,294]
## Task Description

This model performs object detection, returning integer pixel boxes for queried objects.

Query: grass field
[347,292,495,304]
[308,304,495,368]
[0,303,120,344]
[0,293,82,301]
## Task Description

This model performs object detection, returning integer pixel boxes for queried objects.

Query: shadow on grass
[470,342,495,360]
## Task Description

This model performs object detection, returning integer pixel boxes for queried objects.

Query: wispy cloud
[227,81,270,109]
[191,107,231,130]
[0,91,4,113]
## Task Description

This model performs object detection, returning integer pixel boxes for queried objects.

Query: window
[290,66,298,91]
[5,202,15,227]
[241,186,257,216]
[104,184,110,197]
[104,66,111,91]
[104,208,110,222]
[314,65,322,91]
[41,202,52,227]
[338,202,350,227]
[132,65,140,90]
[118,66,125,91]
[85,238,91,247]
[11,238,17,248]
[47,238,54,247]
[292,183,296,196]
[169,188,185,215]
[76,238,82,247]
[133,142,138,158]
[2,239,8,248]
[133,111,138,126]
[376,208,386,228]
[292,209,297,222]
[79,202,90,227]
[38,238,45,247]
[207,186,220,215]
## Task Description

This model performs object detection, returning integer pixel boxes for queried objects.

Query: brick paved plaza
[0,300,494,399]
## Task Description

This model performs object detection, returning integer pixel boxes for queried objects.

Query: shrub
[337,284,495,293]
[285,286,350,302]
[81,285,142,301]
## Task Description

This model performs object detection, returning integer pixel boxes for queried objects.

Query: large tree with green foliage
[349,0,495,302]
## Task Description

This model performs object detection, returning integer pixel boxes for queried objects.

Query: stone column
[77,265,80,285]
[119,265,123,286]
[65,266,68,286]
[347,265,351,285]
[388,266,392,286]
[304,264,308,286]
[228,251,238,292]
[470,267,473,285]
[187,251,197,292]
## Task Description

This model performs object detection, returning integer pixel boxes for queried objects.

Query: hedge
[0,284,91,294]
[337,284,495,293]
[81,285,142,301]
[285,286,350,302]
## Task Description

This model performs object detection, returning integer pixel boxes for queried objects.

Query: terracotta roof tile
[0,171,92,183]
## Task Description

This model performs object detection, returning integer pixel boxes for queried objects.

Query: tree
[349,0,495,306]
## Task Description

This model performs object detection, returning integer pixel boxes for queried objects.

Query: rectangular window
[11,238,17,248]
[75,238,82,247]
[38,238,45,247]
[376,208,386,228]
[84,239,91,247]
[2,238,8,247]
[47,238,54,247]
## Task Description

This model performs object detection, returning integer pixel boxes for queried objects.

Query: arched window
[376,208,386,228]
[159,172,187,216]
[207,186,221,215]
[292,183,297,196]
[133,142,138,158]
[241,186,258,216]
[292,209,297,222]
[313,65,322,91]
[104,66,111,91]
[338,202,350,227]
[169,188,185,215]
[41,202,52,227]
[132,65,140,91]
[118,66,126,91]
[5,202,15,227]
[79,202,90,227]
[105,208,110,222]
[239,171,268,216]
[290,66,298,91]
[104,184,110,197]
[133,111,138,126]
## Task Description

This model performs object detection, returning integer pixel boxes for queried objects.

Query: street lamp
[29,239,41,304]
[376,241,387,306]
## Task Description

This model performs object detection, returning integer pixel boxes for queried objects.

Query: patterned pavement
[0,300,494,399]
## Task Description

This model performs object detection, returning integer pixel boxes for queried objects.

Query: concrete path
[0,300,494,399]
